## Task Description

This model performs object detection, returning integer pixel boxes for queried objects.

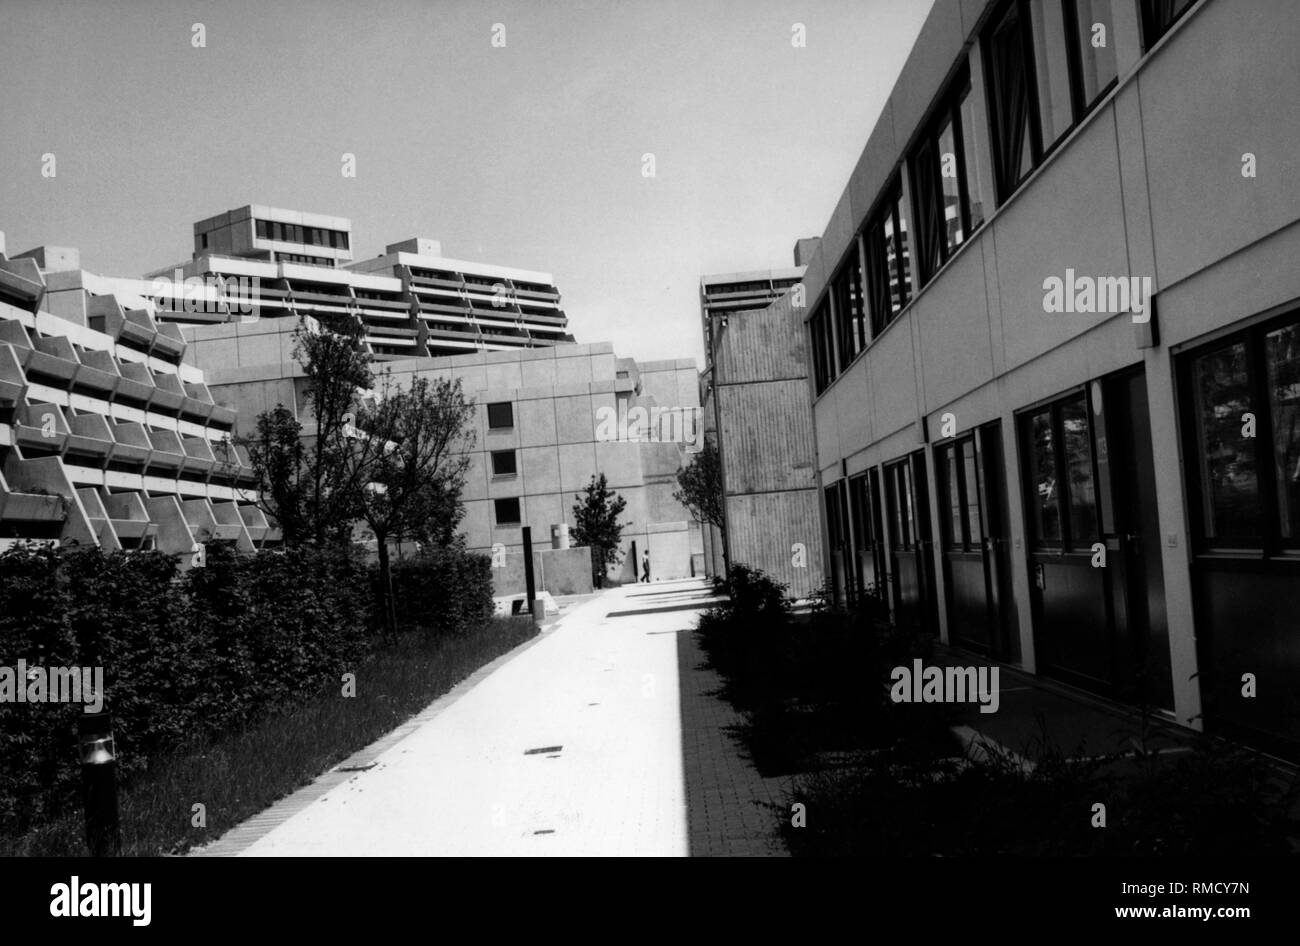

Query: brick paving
[677,628,791,857]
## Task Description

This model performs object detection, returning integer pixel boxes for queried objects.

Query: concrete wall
[802,0,1300,734]
[490,545,594,597]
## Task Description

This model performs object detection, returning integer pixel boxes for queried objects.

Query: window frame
[863,176,912,339]
[486,401,514,430]
[982,0,1119,205]
[1177,308,1300,555]
[1017,386,1100,553]
[490,449,518,477]
[493,496,522,527]
[1139,0,1196,51]
[907,63,983,286]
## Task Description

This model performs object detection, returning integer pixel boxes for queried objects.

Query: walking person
[641,550,651,583]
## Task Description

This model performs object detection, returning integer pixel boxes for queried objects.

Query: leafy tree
[674,437,727,568]
[243,315,372,546]
[296,314,374,544]
[571,473,627,589]
[243,405,307,544]
[348,372,475,636]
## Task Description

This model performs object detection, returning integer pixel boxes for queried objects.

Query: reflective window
[1191,342,1259,540]
[1266,324,1300,539]
[1061,394,1098,543]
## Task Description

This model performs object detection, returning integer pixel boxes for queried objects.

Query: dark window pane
[1192,342,1259,540]
[1266,323,1300,539]
[487,401,514,429]
[963,439,983,544]
[958,90,987,231]
[987,3,1034,195]
[1061,395,1097,545]
[1141,0,1195,49]
[944,446,963,547]
[494,497,521,525]
[865,222,891,337]
[911,137,944,281]
[1028,0,1075,148]
[902,461,916,548]
[255,220,269,239]
[491,449,517,476]
[1075,0,1118,105]
[1029,409,1061,544]
[883,209,903,315]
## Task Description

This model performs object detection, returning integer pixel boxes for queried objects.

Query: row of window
[811,0,1187,395]
[254,219,350,250]
[827,306,1300,564]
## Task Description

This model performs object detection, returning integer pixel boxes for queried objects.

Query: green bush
[386,545,494,636]
[0,541,380,841]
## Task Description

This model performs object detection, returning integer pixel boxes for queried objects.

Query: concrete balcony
[27,334,79,384]
[144,428,185,473]
[108,421,154,468]
[181,436,216,477]
[0,320,34,368]
[65,411,115,462]
[114,362,156,405]
[14,402,69,454]
[148,370,186,414]
[72,347,120,397]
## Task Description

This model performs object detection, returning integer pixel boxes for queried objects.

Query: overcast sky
[0,0,933,367]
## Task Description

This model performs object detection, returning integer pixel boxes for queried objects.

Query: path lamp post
[78,710,120,857]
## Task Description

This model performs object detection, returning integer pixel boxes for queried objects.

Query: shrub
[386,545,494,637]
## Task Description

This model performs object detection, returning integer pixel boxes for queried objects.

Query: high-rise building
[143,205,574,359]
[0,236,270,559]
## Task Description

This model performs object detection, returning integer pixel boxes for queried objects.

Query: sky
[0,0,934,368]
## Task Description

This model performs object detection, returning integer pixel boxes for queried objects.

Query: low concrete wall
[491,545,594,597]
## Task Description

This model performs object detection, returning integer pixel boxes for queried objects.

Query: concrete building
[142,205,574,359]
[181,318,705,584]
[698,262,824,598]
[795,0,1300,756]
[0,235,269,560]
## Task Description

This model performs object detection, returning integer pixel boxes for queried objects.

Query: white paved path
[239,580,713,856]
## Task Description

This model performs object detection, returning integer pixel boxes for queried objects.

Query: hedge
[0,539,494,840]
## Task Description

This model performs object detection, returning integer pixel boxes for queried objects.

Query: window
[200,234,208,249]
[938,437,986,551]
[810,300,836,395]
[491,449,517,476]
[255,220,270,239]
[832,254,866,370]
[983,0,1119,203]
[864,179,912,337]
[1021,390,1097,549]
[908,65,987,284]
[487,401,514,429]
[494,497,521,526]
[1074,0,1118,104]
[1140,0,1195,49]
[1181,314,1300,551]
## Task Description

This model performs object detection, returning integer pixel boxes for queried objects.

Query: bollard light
[78,711,121,857]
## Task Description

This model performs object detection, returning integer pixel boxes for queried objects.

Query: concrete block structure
[0,235,270,561]
[792,0,1300,755]
[182,319,706,584]
[699,265,824,598]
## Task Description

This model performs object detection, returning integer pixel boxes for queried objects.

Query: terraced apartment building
[796,0,1300,755]
[143,205,574,359]
[0,236,270,560]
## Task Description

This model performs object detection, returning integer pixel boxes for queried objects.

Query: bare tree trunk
[376,533,397,642]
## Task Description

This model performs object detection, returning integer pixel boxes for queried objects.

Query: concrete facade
[796,0,1300,755]
[183,321,705,584]
[0,236,271,562]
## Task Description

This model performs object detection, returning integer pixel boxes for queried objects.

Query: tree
[296,314,374,545]
[571,473,627,589]
[348,372,475,637]
[243,314,372,546]
[243,405,307,544]
[674,437,727,568]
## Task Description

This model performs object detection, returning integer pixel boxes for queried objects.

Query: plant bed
[0,615,537,857]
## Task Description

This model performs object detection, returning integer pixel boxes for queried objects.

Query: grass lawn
[1,616,537,857]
